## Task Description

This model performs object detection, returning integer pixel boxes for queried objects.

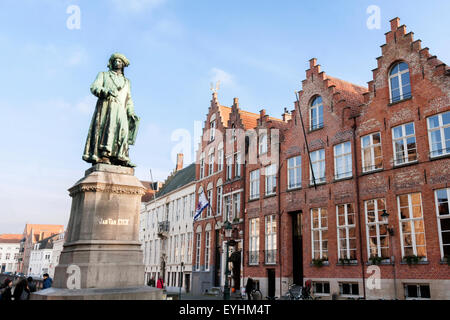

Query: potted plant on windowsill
[369,255,383,265]
[232,217,240,224]
[403,255,424,265]
[338,258,351,265]
[445,255,450,266]
[312,258,328,267]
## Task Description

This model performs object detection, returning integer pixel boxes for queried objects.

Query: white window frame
[208,153,214,176]
[311,208,328,260]
[310,96,324,130]
[250,169,260,200]
[204,231,210,271]
[334,142,352,180]
[234,152,241,177]
[404,283,431,300]
[361,132,383,172]
[287,156,301,189]
[218,147,224,171]
[226,156,233,180]
[249,218,260,265]
[365,198,389,259]
[265,164,277,196]
[392,122,417,165]
[310,149,325,184]
[427,111,450,158]
[200,154,205,179]
[206,189,213,217]
[397,193,427,259]
[195,233,201,271]
[216,186,223,216]
[265,215,277,264]
[434,188,450,259]
[224,195,232,222]
[389,62,412,103]
[210,120,216,142]
[336,203,356,260]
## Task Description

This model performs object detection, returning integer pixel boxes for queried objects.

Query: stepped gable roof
[0,234,22,243]
[218,105,232,127]
[154,163,196,199]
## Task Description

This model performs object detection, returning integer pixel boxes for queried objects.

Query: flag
[194,190,209,222]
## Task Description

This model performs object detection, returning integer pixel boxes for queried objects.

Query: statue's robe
[83,70,139,165]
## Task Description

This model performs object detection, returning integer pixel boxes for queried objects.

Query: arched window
[310,96,324,130]
[389,62,411,103]
[259,132,268,155]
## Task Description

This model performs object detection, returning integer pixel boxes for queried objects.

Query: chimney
[390,17,400,31]
[176,153,184,171]
[282,107,292,122]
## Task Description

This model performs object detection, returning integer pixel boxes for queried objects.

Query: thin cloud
[210,68,235,88]
[112,0,166,13]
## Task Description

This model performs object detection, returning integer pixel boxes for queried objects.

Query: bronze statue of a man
[83,53,140,167]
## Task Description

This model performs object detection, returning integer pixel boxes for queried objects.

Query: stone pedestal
[31,164,163,300]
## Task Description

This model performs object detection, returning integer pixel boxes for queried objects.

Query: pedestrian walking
[245,278,254,300]
[42,273,53,289]
[13,278,30,301]
[156,277,164,289]
[27,277,36,293]
[0,279,13,301]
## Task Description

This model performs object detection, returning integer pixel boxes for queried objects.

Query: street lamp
[381,209,394,235]
[223,220,236,300]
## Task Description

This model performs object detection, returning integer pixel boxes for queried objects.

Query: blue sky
[0,0,449,234]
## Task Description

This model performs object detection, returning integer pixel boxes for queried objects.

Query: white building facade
[140,163,196,293]
[0,238,21,274]
[28,232,64,278]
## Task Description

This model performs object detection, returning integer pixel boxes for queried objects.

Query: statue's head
[107,53,130,72]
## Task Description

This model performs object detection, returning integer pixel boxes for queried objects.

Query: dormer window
[310,96,324,130]
[389,62,412,103]
[259,133,268,155]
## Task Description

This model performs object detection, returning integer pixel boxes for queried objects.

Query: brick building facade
[191,18,449,299]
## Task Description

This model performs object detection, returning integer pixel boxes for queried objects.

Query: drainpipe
[277,136,284,298]
[350,115,366,299]
[242,153,247,292]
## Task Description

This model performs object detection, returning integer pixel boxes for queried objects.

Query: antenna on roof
[210,80,221,94]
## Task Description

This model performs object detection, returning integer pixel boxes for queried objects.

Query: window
[180,234,185,262]
[361,132,383,172]
[224,195,232,222]
[234,153,241,177]
[311,208,328,260]
[187,233,192,262]
[259,133,268,155]
[208,153,214,176]
[334,142,352,179]
[265,164,277,195]
[210,120,216,141]
[287,156,301,189]
[365,199,389,259]
[226,156,233,180]
[310,96,324,130]
[232,193,241,220]
[195,233,201,271]
[206,189,213,217]
[190,194,195,217]
[313,282,330,295]
[218,147,224,171]
[265,215,277,264]
[6,253,10,260]
[249,218,260,265]
[435,188,450,258]
[398,193,427,258]
[339,283,359,296]
[393,122,417,165]
[389,62,411,103]
[310,149,325,184]
[200,154,205,179]
[204,231,210,271]
[216,186,223,216]
[337,204,356,260]
[404,284,431,299]
[427,111,450,158]
[174,235,179,263]
[250,170,260,200]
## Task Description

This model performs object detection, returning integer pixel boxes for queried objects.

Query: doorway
[214,230,221,286]
[267,269,276,298]
[185,274,191,293]
[290,211,303,285]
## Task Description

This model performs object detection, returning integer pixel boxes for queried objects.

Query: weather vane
[210,80,221,94]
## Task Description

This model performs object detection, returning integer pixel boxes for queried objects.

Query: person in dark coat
[0,279,13,301]
[42,273,53,289]
[27,277,36,293]
[245,278,254,300]
[13,278,30,301]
